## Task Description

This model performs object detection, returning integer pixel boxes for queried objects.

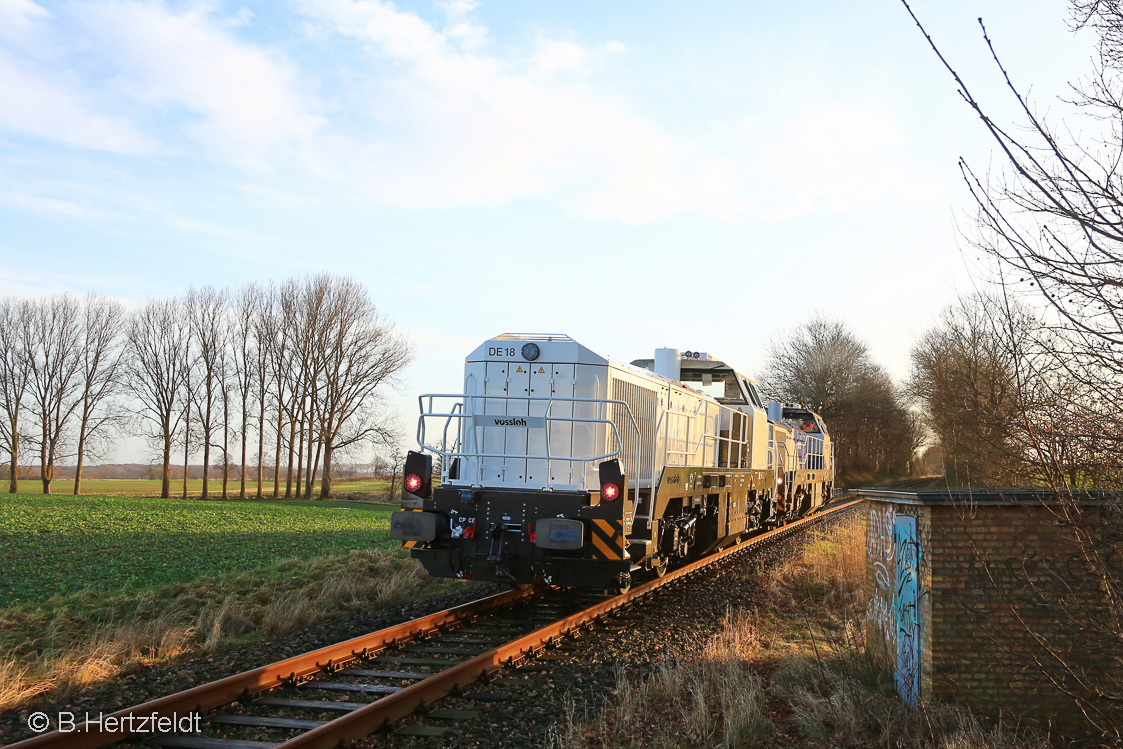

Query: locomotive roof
[631,355,742,372]
[466,334,609,365]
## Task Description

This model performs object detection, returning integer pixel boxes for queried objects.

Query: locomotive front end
[389,334,637,590]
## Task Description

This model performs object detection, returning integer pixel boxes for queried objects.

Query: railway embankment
[548,511,1049,749]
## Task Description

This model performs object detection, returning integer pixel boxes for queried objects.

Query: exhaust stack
[653,347,680,382]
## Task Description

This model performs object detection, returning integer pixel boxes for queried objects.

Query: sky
[0,0,1101,462]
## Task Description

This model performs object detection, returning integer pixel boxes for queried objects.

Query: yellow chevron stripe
[597,519,623,543]
[591,531,617,560]
[404,540,419,549]
[591,519,623,560]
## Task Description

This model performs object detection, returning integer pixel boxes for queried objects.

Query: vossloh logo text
[471,414,546,429]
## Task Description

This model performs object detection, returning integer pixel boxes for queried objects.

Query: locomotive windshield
[679,367,747,404]
[782,409,822,434]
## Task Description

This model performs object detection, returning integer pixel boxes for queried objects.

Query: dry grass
[0,550,457,713]
[556,517,1050,748]
[615,611,770,747]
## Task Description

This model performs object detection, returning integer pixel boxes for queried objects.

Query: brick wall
[863,495,1123,740]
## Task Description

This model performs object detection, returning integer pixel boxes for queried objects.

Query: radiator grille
[609,378,658,486]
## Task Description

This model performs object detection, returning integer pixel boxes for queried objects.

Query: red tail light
[598,459,625,502]
[402,451,432,498]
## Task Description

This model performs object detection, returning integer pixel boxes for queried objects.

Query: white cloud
[293,0,749,221]
[0,0,50,38]
[0,53,157,154]
[0,0,927,224]
[0,267,129,297]
[163,212,263,243]
[72,1,325,167]
[297,0,447,61]
[0,1,157,153]
[0,189,132,221]
[438,0,487,49]
[286,0,929,223]
[531,39,590,74]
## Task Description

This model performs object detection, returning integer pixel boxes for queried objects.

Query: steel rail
[5,587,539,749]
[276,498,863,748]
[6,499,862,749]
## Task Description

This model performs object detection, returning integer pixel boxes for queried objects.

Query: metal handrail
[417,393,642,490]
[792,431,826,470]
[663,415,749,465]
[440,402,463,454]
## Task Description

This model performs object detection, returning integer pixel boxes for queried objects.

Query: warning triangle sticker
[515,366,524,373]
[537,367,546,374]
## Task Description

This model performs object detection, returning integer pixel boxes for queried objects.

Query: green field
[16,477,393,498]
[0,494,398,607]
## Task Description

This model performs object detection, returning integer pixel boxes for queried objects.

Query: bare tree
[255,283,285,499]
[72,293,125,495]
[179,397,192,499]
[126,298,190,499]
[0,300,31,493]
[24,295,83,494]
[902,0,1123,471]
[185,286,228,500]
[760,314,918,482]
[315,275,412,498]
[909,295,1029,485]
[903,3,1123,735]
[385,443,405,503]
[218,338,233,499]
[232,284,262,499]
[278,280,302,498]
[178,349,199,499]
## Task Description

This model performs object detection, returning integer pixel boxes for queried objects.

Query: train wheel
[653,559,669,578]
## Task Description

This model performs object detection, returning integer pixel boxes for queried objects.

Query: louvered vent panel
[609,378,658,487]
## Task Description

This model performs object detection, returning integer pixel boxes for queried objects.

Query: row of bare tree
[899,0,1123,494]
[759,291,1123,491]
[0,274,411,498]
[909,293,1123,489]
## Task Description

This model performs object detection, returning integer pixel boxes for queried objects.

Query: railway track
[7,499,861,749]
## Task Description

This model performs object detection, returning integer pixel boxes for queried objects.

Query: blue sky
[0,0,1099,459]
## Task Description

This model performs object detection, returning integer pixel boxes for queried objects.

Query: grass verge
[0,548,461,713]
[554,517,1049,748]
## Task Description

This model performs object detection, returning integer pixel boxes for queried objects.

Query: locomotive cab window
[679,368,747,405]
[785,413,821,433]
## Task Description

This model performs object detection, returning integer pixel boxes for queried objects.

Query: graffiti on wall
[894,514,921,707]
[866,504,896,642]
